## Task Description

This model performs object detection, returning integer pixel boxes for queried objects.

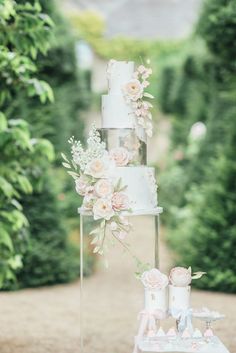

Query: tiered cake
[64,59,229,353]
[99,60,160,215]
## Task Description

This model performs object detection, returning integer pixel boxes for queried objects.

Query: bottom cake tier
[114,166,158,213]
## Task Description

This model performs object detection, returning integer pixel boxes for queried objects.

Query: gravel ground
[0,220,235,353]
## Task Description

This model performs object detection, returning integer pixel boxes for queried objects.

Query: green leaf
[0,176,14,198]
[61,153,69,163]
[62,162,71,169]
[17,175,33,194]
[0,112,7,131]
[0,228,14,252]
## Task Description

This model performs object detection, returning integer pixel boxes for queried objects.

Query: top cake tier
[102,60,136,129]
[107,60,134,94]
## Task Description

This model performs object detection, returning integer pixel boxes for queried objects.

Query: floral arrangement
[122,64,154,137]
[169,267,206,287]
[141,268,168,290]
[62,125,133,259]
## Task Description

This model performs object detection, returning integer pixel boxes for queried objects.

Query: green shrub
[0,0,55,288]
[158,0,236,292]
[197,0,236,73]
[4,175,94,289]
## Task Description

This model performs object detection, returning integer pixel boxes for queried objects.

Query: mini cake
[168,267,192,311]
[141,268,168,314]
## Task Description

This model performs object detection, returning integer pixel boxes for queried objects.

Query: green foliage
[197,0,236,73]
[6,2,91,159]
[3,175,94,289]
[158,0,236,292]
[0,0,56,287]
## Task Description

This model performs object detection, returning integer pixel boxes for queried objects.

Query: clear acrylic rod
[80,214,84,352]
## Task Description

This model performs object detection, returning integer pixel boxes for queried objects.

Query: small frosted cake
[141,268,168,314]
[168,267,192,311]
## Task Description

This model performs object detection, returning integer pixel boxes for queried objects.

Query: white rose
[94,179,113,198]
[75,175,90,196]
[123,79,143,101]
[85,155,115,179]
[93,198,114,221]
[141,268,169,290]
[110,147,130,167]
[169,267,192,287]
[82,194,97,210]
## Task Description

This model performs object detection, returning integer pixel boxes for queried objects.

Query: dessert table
[138,336,230,353]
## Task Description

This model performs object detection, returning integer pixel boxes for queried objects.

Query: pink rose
[75,175,90,196]
[110,147,130,167]
[169,267,192,287]
[111,192,130,211]
[141,268,168,290]
[94,179,113,198]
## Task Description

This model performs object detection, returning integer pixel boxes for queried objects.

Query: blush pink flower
[94,179,113,198]
[141,268,168,290]
[85,155,115,178]
[169,267,192,287]
[75,175,90,196]
[93,198,114,221]
[82,194,97,210]
[123,79,143,101]
[110,147,130,166]
[111,192,130,211]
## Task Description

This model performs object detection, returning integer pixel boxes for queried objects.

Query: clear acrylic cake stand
[79,208,163,353]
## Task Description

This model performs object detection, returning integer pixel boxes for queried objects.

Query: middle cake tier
[99,128,147,165]
[114,166,158,213]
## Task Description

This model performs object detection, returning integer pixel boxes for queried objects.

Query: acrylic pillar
[79,209,162,353]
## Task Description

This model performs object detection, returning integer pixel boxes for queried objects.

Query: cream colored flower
[169,267,192,287]
[141,268,169,290]
[110,221,118,231]
[93,198,114,220]
[75,175,90,196]
[85,155,115,178]
[110,147,130,167]
[82,193,97,210]
[123,79,143,101]
[112,192,130,211]
[142,80,150,88]
[94,179,113,198]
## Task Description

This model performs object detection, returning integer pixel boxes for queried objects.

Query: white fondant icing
[114,166,158,212]
[169,285,191,311]
[102,94,135,128]
[102,60,136,129]
[107,60,134,94]
[144,287,167,313]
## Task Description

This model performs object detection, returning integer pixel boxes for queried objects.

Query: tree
[0,0,54,287]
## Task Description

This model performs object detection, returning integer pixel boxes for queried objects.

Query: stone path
[0,220,235,353]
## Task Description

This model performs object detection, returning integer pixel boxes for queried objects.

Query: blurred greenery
[158,0,236,292]
[0,0,94,290]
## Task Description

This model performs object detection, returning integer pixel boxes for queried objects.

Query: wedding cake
[99,60,160,215]
[64,59,229,353]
